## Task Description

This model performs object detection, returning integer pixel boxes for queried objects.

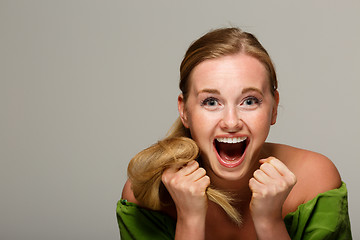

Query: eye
[201,97,221,109]
[241,97,262,109]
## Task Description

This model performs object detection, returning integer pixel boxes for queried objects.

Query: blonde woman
[117,27,351,239]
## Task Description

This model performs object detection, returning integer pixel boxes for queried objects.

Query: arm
[162,160,210,240]
[121,179,140,204]
[119,180,176,240]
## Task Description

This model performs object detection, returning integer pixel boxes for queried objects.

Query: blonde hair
[127,27,278,226]
[180,27,277,101]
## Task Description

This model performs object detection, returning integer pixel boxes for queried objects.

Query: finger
[190,167,207,182]
[197,175,211,191]
[185,176,210,198]
[269,158,295,178]
[260,162,282,178]
[253,169,271,184]
[177,160,199,176]
[260,158,290,176]
[249,177,262,193]
[263,158,297,185]
[162,165,178,176]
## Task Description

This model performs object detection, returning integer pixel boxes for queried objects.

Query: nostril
[220,108,241,130]
[220,117,242,132]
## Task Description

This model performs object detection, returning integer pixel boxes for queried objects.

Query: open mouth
[214,137,248,168]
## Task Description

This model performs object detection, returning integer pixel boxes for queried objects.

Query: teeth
[216,137,247,144]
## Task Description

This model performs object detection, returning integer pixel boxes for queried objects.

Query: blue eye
[201,97,220,107]
[244,97,258,105]
[242,97,262,108]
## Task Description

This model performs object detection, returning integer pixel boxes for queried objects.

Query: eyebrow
[242,87,264,97]
[197,87,264,96]
[197,88,220,96]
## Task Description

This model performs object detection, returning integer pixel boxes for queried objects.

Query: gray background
[1,0,359,239]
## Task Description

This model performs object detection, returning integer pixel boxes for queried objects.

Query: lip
[215,134,248,140]
[213,135,248,168]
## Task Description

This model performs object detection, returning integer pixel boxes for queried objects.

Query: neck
[204,145,273,200]
[206,165,258,205]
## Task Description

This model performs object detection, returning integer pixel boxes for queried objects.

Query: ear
[271,90,279,125]
[178,94,190,128]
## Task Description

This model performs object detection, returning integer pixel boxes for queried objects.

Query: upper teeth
[216,137,247,144]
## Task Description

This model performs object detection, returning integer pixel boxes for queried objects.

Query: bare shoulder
[121,179,141,205]
[122,179,176,218]
[268,143,342,202]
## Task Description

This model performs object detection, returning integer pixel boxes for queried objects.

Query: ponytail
[127,118,242,225]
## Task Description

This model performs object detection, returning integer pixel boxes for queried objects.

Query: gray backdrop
[1,0,359,239]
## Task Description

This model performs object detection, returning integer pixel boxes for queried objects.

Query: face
[178,53,279,182]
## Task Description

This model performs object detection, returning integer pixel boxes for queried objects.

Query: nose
[219,106,242,132]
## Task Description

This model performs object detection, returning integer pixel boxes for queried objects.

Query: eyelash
[242,96,262,106]
[201,97,219,107]
[200,96,262,110]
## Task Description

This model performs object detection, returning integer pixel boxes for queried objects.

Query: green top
[117,182,351,239]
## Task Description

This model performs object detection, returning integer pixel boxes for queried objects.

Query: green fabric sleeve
[116,199,175,240]
[117,182,352,239]
[284,182,352,240]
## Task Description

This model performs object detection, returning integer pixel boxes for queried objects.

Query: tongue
[217,142,245,161]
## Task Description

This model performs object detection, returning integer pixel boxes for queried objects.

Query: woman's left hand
[249,157,297,224]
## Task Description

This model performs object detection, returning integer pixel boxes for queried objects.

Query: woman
[117,27,351,239]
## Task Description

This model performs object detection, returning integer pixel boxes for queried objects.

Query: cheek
[187,111,218,141]
[245,111,272,133]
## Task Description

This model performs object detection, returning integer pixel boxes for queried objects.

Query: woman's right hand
[162,160,210,239]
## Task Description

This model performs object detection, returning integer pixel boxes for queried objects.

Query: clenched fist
[249,157,297,223]
[162,160,210,220]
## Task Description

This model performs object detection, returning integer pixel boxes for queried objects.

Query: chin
[203,155,253,184]
[212,161,252,182]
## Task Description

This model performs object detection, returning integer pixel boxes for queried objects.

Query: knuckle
[188,185,200,196]
[284,172,297,186]
[187,160,198,169]
[249,177,255,185]
[277,179,288,191]
[290,173,297,184]
[203,175,211,186]
[265,157,274,164]
[266,185,275,195]
[188,185,195,194]
[248,178,255,189]
[198,167,206,175]
[193,161,199,168]
[161,173,169,183]
[168,177,177,187]
[269,157,278,164]
[260,188,268,197]
[260,162,271,171]
[253,169,262,177]
[204,175,210,181]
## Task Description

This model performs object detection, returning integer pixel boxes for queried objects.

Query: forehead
[189,54,270,93]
